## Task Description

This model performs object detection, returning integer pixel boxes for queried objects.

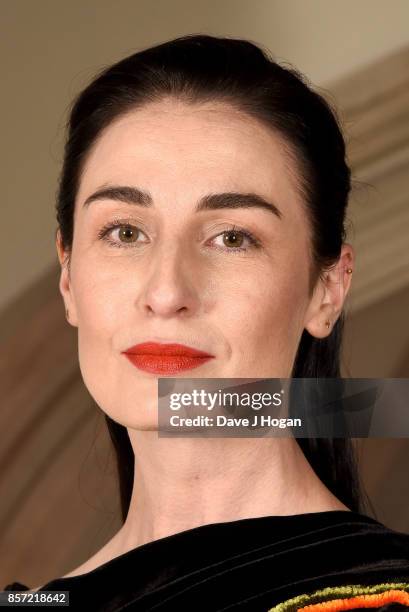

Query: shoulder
[3,582,29,591]
[3,582,42,592]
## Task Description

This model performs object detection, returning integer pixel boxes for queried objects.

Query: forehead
[77,98,303,215]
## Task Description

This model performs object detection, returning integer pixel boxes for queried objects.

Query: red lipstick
[122,342,215,375]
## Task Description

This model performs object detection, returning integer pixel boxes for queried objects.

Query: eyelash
[97,218,261,254]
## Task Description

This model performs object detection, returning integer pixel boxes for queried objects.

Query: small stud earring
[325,320,331,328]
[346,268,353,274]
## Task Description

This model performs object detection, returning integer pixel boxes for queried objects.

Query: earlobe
[303,278,335,339]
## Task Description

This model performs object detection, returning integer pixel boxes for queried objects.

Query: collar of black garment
[27,511,409,611]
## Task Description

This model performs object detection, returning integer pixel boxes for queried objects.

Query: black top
[4,510,409,611]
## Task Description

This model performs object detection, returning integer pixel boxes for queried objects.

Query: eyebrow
[83,185,283,219]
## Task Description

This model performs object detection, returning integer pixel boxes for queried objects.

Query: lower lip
[123,353,214,375]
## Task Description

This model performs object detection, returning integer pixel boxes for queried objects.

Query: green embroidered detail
[267,582,409,612]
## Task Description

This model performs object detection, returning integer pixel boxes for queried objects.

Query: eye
[211,227,261,253]
[114,225,140,244]
[97,220,148,248]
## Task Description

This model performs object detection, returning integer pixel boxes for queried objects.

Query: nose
[137,243,202,318]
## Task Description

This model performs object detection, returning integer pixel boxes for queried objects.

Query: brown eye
[210,226,260,254]
[98,219,149,249]
[223,230,244,248]
[118,226,138,243]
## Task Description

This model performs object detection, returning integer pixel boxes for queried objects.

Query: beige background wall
[2,0,409,310]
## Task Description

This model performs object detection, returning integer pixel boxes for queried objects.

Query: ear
[303,243,354,338]
[55,229,78,327]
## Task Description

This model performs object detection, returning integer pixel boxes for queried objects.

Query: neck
[117,432,349,550]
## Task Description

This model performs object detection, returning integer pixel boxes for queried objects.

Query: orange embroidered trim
[267,582,409,611]
[300,588,409,610]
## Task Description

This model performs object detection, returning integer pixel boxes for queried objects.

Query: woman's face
[57,98,339,429]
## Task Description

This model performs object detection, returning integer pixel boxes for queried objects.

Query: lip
[122,342,215,375]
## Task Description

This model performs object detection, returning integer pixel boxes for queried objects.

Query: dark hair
[56,34,371,522]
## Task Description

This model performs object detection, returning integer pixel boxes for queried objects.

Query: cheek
[218,264,308,369]
[71,262,127,403]
[222,264,306,329]
[77,289,115,348]
[72,265,160,428]
[73,258,130,332]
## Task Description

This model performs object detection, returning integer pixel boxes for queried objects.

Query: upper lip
[122,341,214,358]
